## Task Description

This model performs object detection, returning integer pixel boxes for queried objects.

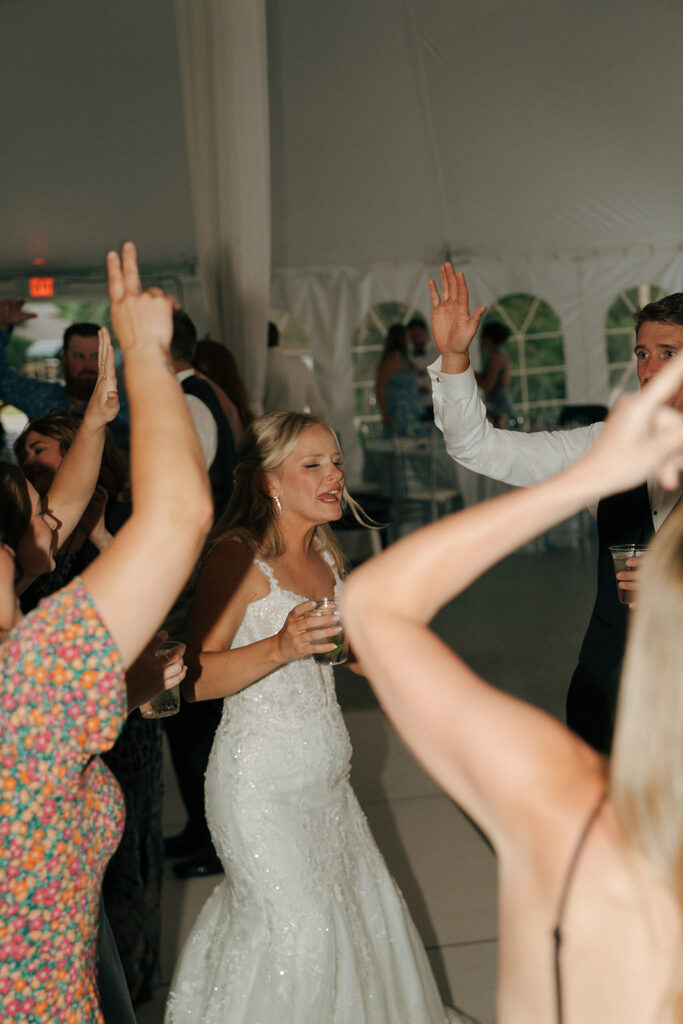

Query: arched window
[604,284,667,400]
[351,300,428,443]
[481,294,566,429]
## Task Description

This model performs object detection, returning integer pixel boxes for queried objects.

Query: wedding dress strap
[253,558,278,588]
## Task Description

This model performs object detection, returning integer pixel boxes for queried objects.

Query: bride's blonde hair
[610,504,683,1013]
[210,412,376,576]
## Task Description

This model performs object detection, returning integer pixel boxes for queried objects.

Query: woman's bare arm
[341,351,683,848]
[80,244,213,667]
[42,331,119,549]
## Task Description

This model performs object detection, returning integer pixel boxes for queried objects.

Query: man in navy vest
[164,310,238,877]
[427,264,683,753]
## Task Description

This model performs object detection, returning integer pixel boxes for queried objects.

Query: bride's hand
[276,600,341,663]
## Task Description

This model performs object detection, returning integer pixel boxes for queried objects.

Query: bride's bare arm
[182,539,339,702]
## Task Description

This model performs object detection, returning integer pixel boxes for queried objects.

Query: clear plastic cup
[609,544,647,605]
[139,640,183,718]
[310,598,348,666]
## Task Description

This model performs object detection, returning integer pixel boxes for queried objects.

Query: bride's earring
[273,495,283,519]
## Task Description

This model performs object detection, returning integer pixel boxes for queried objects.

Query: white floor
[137,540,597,1024]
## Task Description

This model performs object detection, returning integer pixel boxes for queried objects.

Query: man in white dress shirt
[264,321,325,416]
[428,264,683,752]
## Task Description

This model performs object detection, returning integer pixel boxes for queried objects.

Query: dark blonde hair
[211,411,374,576]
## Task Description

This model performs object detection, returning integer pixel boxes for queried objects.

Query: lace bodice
[222,551,343,723]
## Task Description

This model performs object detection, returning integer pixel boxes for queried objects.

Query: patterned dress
[0,578,126,1024]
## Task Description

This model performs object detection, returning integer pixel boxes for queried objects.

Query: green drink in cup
[311,598,349,666]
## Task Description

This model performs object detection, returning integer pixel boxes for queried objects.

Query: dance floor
[137,542,596,1024]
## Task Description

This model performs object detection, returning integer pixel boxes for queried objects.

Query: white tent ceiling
[2,0,681,275]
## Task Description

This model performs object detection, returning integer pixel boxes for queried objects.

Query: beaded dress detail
[165,552,456,1024]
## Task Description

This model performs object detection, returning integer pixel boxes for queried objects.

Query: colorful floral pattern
[0,578,126,1023]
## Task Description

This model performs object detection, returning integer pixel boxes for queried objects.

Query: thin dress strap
[253,557,278,588]
[320,547,343,588]
[552,791,607,1024]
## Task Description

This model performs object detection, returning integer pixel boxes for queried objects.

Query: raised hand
[276,600,340,663]
[106,242,174,356]
[428,264,487,358]
[0,298,37,333]
[83,327,120,427]
[581,350,683,496]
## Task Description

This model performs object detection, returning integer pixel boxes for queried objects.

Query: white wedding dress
[165,555,460,1024]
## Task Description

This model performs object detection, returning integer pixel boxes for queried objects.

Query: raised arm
[182,538,341,702]
[340,353,683,848]
[80,244,213,667]
[429,265,598,487]
[41,330,119,550]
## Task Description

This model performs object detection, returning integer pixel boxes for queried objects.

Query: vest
[576,483,654,686]
[180,375,236,521]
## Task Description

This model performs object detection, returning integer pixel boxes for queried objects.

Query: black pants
[566,663,620,755]
[97,896,136,1024]
[163,694,223,842]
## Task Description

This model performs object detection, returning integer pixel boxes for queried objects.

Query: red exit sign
[29,277,54,298]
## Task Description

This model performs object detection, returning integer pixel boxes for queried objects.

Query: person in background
[193,338,254,443]
[376,323,428,437]
[341,349,683,1024]
[0,304,130,448]
[0,241,213,1024]
[428,264,683,753]
[163,311,238,879]
[264,321,325,416]
[474,320,517,427]
[407,316,435,418]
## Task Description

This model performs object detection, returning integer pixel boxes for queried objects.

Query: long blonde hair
[610,503,683,1011]
[210,411,375,576]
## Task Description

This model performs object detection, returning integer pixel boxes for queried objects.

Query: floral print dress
[0,578,126,1023]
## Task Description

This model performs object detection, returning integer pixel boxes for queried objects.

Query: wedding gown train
[165,556,462,1023]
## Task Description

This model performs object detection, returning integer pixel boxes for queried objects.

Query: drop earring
[273,495,283,519]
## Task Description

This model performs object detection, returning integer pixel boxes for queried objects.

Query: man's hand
[0,298,37,333]
[615,556,644,608]
[107,242,175,356]
[83,328,120,428]
[428,264,487,366]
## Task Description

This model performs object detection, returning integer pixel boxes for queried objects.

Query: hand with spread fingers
[0,297,37,332]
[428,263,487,362]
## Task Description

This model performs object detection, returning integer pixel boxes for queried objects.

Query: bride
[165,412,461,1024]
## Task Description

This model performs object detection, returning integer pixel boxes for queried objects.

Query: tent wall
[272,242,683,475]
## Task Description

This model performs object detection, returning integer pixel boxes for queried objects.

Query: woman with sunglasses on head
[0,243,213,1024]
[341,311,683,1021]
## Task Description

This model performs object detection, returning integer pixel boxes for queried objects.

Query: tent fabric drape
[272,242,683,480]
[173,0,270,412]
